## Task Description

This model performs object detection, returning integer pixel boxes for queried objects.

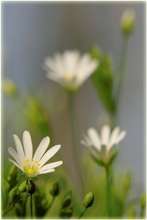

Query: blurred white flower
[43,50,98,92]
[81,125,126,165]
[8,131,63,177]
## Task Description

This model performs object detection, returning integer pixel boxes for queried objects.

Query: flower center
[23,159,40,177]
[65,73,74,81]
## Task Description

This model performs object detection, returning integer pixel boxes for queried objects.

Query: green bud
[2,79,18,97]
[61,192,72,209]
[83,192,94,208]
[121,9,135,35]
[90,45,102,60]
[59,207,73,218]
[140,194,146,210]
[26,180,36,194]
[7,165,17,182]
[9,186,18,203]
[18,181,27,193]
[50,182,60,196]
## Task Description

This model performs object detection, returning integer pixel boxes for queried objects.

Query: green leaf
[91,52,116,115]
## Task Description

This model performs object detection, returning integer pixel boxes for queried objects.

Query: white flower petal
[62,50,80,74]
[8,147,22,166]
[23,131,33,159]
[33,137,50,161]
[13,134,25,162]
[80,140,88,146]
[88,128,101,150]
[109,127,120,147]
[53,53,64,75]
[115,131,126,144]
[9,159,23,171]
[39,161,63,172]
[39,145,61,167]
[101,125,110,145]
[44,57,56,72]
[77,60,98,85]
[39,169,55,175]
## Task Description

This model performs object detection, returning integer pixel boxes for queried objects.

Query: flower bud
[121,9,135,35]
[140,194,146,210]
[26,180,36,194]
[9,186,18,203]
[7,165,17,182]
[18,181,27,193]
[50,182,60,196]
[83,192,94,208]
[59,207,73,218]
[2,79,18,97]
[61,191,72,209]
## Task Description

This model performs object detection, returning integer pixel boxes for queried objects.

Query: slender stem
[79,207,87,219]
[67,93,84,196]
[23,192,29,217]
[105,165,112,217]
[30,194,33,218]
[47,196,55,211]
[116,36,129,118]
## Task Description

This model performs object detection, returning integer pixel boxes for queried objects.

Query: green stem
[30,194,33,218]
[105,165,112,217]
[116,36,129,118]
[48,196,55,211]
[67,93,84,196]
[79,207,87,218]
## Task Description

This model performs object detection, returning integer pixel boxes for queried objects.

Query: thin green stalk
[47,196,55,212]
[67,93,84,196]
[79,207,87,218]
[30,194,33,218]
[116,36,129,117]
[105,165,112,217]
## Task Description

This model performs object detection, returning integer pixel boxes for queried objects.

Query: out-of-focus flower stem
[105,165,112,217]
[116,36,129,116]
[67,93,84,197]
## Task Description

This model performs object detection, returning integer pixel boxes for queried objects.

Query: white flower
[8,131,63,177]
[43,50,98,91]
[81,125,126,165]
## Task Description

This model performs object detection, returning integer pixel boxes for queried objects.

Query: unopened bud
[121,9,135,35]
[26,180,36,194]
[62,192,72,209]
[90,45,101,60]
[2,79,18,97]
[83,192,94,208]
[50,182,60,196]
[18,181,27,193]
[140,194,146,210]
[9,186,18,203]
[59,207,73,218]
